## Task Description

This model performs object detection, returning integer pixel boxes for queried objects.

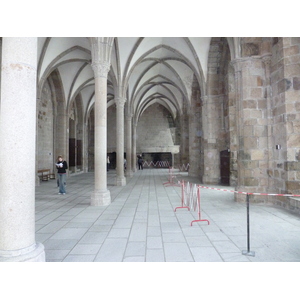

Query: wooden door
[220,150,230,185]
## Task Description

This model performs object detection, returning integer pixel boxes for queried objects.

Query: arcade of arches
[1,37,300,261]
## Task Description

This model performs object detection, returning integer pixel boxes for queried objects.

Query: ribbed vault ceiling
[38,37,224,120]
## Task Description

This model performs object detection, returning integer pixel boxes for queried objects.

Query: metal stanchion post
[242,193,255,257]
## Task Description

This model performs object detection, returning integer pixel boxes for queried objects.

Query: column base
[116,176,126,186]
[36,175,40,186]
[202,175,219,185]
[125,170,134,178]
[91,189,111,206]
[0,242,45,262]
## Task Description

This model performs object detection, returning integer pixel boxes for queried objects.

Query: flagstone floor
[35,168,300,262]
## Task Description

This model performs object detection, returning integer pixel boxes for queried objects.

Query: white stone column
[115,97,126,186]
[132,121,137,172]
[125,113,133,177]
[89,38,113,206]
[90,61,111,206]
[0,37,45,262]
[83,121,89,173]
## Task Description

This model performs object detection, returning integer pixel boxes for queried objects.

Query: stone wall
[188,77,202,178]
[136,103,179,154]
[268,37,300,205]
[37,81,55,172]
[202,38,231,184]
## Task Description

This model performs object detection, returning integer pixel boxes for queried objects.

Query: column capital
[91,61,111,79]
[261,53,272,66]
[115,96,127,108]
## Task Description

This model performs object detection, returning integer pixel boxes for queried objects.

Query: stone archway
[68,94,84,174]
[203,37,233,185]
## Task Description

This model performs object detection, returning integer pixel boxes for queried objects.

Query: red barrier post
[163,167,180,187]
[191,186,209,226]
[174,180,190,212]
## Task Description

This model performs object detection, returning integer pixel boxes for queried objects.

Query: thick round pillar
[125,114,133,177]
[116,97,126,186]
[91,68,111,206]
[132,123,137,172]
[0,37,45,261]
[90,38,113,206]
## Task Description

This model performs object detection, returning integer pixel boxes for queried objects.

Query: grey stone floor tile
[35,233,53,243]
[164,243,194,262]
[190,246,223,262]
[107,228,130,238]
[161,222,182,233]
[36,220,68,234]
[123,256,145,262]
[147,226,162,237]
[181,226,205,237]
[125,241,146,257]
[94,238,127,262]
[64,222,95,228]
[50,227,88,240]
[89,225,112,232]
[93,219,115,226]
[113,216,134,228]
[129,223,147,241]
[221,252,250,262]
[162,232,186,243]
[45,250,70,261]
[134,211,148,221]
[43,239,78,250]
[160,216,178,223]
[79,231,108,244]
[146,249,165,262]
[212,240,241,253]
[55,215,77,222]
[219,226,246,236]
[147,236,163,249]
[70,244,102,255]
[186,235,212,247]
[148,215,160,226]
[63,255,96,262]
[205,231,230,241]
[35,212,65,225]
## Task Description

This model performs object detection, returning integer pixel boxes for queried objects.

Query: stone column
[232,57,269,201]
[0,38,2,94]
[262,54,272,192]
[202,95,223,184]
[90,38,113,206]
[125,113,133,177]
[0,37,45,261]
[188,87,202,179]
[115,96,126,186]
[83,121,89,173]
[179,102,190,168]
[132,121,137,172]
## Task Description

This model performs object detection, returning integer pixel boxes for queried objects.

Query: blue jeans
[58,173,66,194]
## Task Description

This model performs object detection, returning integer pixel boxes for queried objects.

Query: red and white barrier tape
[198,185,300,197]
[144,161,170,168]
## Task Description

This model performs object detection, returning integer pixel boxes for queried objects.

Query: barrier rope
[198,185,300,197]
